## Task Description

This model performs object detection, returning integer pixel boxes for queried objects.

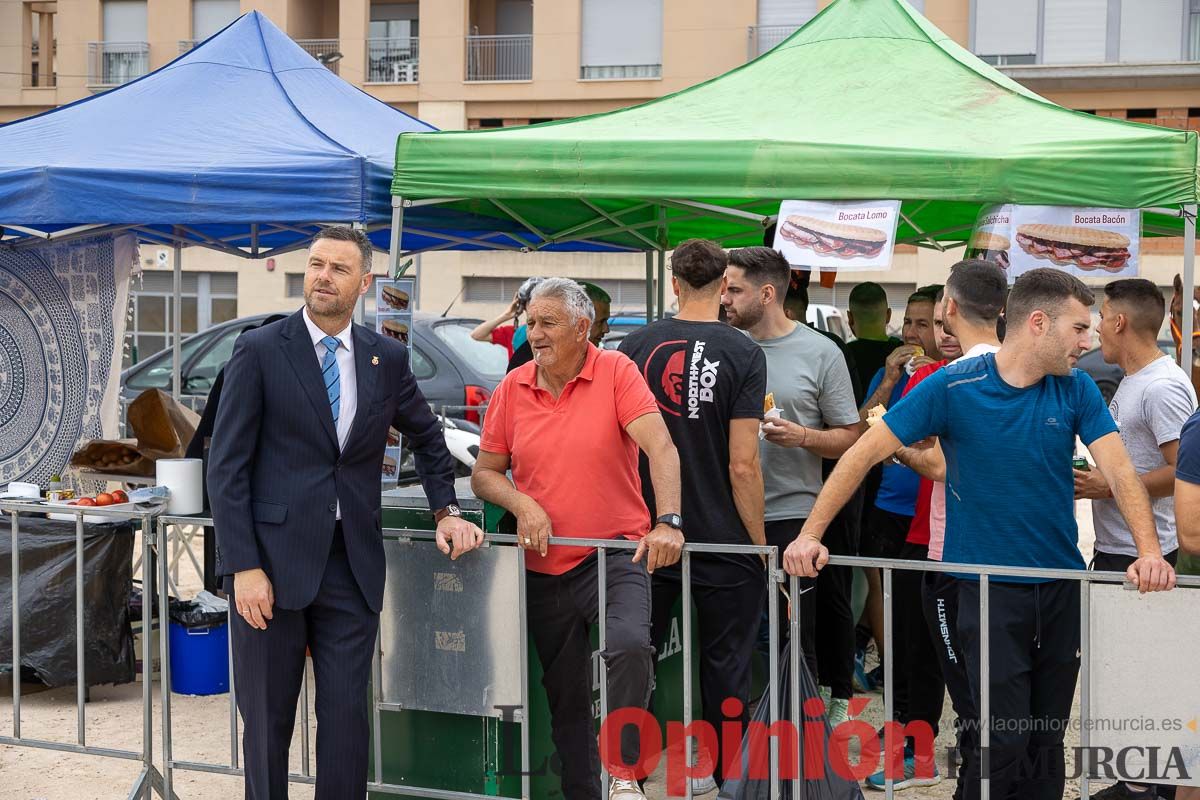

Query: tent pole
[172,236,183,401]
[645,252,655,321]
[1183,204,1196,374]
[389,197,406,278]
[657,248,666,320]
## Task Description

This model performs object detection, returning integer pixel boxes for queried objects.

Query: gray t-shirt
[1091,355,1197,556]
[757,323,860,521]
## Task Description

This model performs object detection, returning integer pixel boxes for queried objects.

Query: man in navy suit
[208,226,484,799]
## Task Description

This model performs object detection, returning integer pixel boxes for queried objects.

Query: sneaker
[828,697,851,727]
[1090,783,1159,800]
[609,777,647,800]
[819,685,833,707]
[865,756,942,791]
[691,775,718,796]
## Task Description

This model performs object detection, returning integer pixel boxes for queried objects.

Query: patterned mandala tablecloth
[1,233,135,486]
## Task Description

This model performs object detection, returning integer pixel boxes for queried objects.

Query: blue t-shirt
[883,353,1117,582]
[512,324,529,350]
[867,368,920,516]
[1176,410,1200,485]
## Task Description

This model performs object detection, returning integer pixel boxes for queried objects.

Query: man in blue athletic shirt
[785,268,1175,800]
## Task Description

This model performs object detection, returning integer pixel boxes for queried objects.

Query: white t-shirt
[1090,355,1196,557]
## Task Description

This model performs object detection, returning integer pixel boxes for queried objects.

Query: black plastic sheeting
[719,645,865,800]
[0,517,136,687]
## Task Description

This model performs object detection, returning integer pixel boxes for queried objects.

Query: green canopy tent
[391,0,1199,359]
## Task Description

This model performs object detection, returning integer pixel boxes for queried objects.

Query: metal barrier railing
[5,503,1200,799]
[1,501,169,798]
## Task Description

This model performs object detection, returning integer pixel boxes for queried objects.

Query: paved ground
[0,506,1118,799]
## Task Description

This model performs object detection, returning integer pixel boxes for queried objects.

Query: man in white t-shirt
[1074,279,1196,800]
[892,259,1005,798]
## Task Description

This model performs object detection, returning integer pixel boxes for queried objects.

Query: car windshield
[433,321,509,380]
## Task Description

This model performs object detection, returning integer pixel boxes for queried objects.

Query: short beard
[731,304,763,331]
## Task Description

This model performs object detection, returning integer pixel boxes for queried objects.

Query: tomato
[95,493,114,506]
[111,490,128,504]
[76,497,97,507]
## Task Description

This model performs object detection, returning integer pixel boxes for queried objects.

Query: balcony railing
[367,36,419,83]
[179,40,197,54]
[466,34,532,81]
[747,24,803,59]
[87,41,149,88]
[580,64,660,80]
[296,38,341,74]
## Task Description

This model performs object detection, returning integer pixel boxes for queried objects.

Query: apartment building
[2,0,1198,343]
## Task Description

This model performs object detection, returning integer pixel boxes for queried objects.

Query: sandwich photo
[387,427,401,447]
[381,319,409,343]
[381,454,397,477]
[1015,224,1131,272]
[967,231,1011,270]
[779,215,887,259]
[381,284,410,311]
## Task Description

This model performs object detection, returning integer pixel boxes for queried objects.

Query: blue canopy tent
[0,10,592,257]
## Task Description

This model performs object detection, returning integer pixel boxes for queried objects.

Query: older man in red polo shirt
[473,278,683,800]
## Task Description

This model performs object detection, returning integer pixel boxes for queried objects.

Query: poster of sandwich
[375,278,414,346]
[1007,206,1139,281]
[965,204,1014,273]
[772,200,901,272]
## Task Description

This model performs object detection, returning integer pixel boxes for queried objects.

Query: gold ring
[523,537,531,545]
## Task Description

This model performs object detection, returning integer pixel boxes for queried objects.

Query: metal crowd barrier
[5,502,1200,800]
[2,500,173,799]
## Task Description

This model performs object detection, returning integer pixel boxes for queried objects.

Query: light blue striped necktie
[320,335,340,425]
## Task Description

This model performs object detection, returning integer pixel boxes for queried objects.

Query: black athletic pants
[650,564,764,784]
[957,579,1081,800]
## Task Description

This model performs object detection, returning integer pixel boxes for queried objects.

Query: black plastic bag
[168,599,226,629]
[718,645,865,800]
[0,518,135,687]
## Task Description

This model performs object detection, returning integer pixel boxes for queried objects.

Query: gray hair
[529,277,595,325]
[312,226,373,273]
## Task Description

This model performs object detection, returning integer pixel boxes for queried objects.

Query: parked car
[119,312,507,423]
[1075,340,1177,405]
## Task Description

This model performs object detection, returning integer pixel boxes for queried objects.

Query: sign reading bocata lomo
[772,200,901,272]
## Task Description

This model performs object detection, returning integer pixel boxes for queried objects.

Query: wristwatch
[434,504,462,524]
[656,513,683,531]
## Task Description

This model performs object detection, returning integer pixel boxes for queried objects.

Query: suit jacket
[207,309,457,612]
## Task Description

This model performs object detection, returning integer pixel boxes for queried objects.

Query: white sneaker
[691,774,718,795]
[828,697,851,727]
[609,777,647,800]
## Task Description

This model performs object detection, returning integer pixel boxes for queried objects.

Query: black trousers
[818,486,862,700]
[526,552,654,800]
[957,579,1081,800]
[1092,549,1178,572]
[861,506,914,710]
[763,519,817,683]
[922,570,976,800]
[230,524,379,800]
[894,542,944,740]
[650,564,764,784]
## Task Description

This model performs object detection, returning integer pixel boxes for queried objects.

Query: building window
[578,279,648,311]
[126,271,237,367]
[1191,0,1200,60]
[192,0,239,41]
[580,0,662,80]
[1126,108,1157,119]
[1119,0,1187,62]
[285,273,305,298]
[973,0,1039,64]
[368,2,419,83]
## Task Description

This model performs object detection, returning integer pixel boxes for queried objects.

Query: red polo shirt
[480,345,660,575]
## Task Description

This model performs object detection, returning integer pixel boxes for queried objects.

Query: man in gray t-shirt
[723,246,860,715]
[1076,280,1197,573]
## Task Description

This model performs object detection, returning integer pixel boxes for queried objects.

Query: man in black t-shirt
[845,282,903,392]
[620,239,767,795]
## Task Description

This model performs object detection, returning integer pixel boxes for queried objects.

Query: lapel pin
[371,355,379,366]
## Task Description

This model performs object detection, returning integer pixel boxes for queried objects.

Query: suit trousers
[230,523,379,799]
[526,552,654,800]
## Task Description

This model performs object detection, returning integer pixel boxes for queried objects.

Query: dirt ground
[2,510,1111,799]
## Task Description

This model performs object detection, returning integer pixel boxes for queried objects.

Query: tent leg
[645,252,655,321]
[172,238,182,401]
[1184,204,1196,374]
[656,248,666,320]
[389,197,406,279]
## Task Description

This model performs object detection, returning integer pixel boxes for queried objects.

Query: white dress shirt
[302,307,357,518]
